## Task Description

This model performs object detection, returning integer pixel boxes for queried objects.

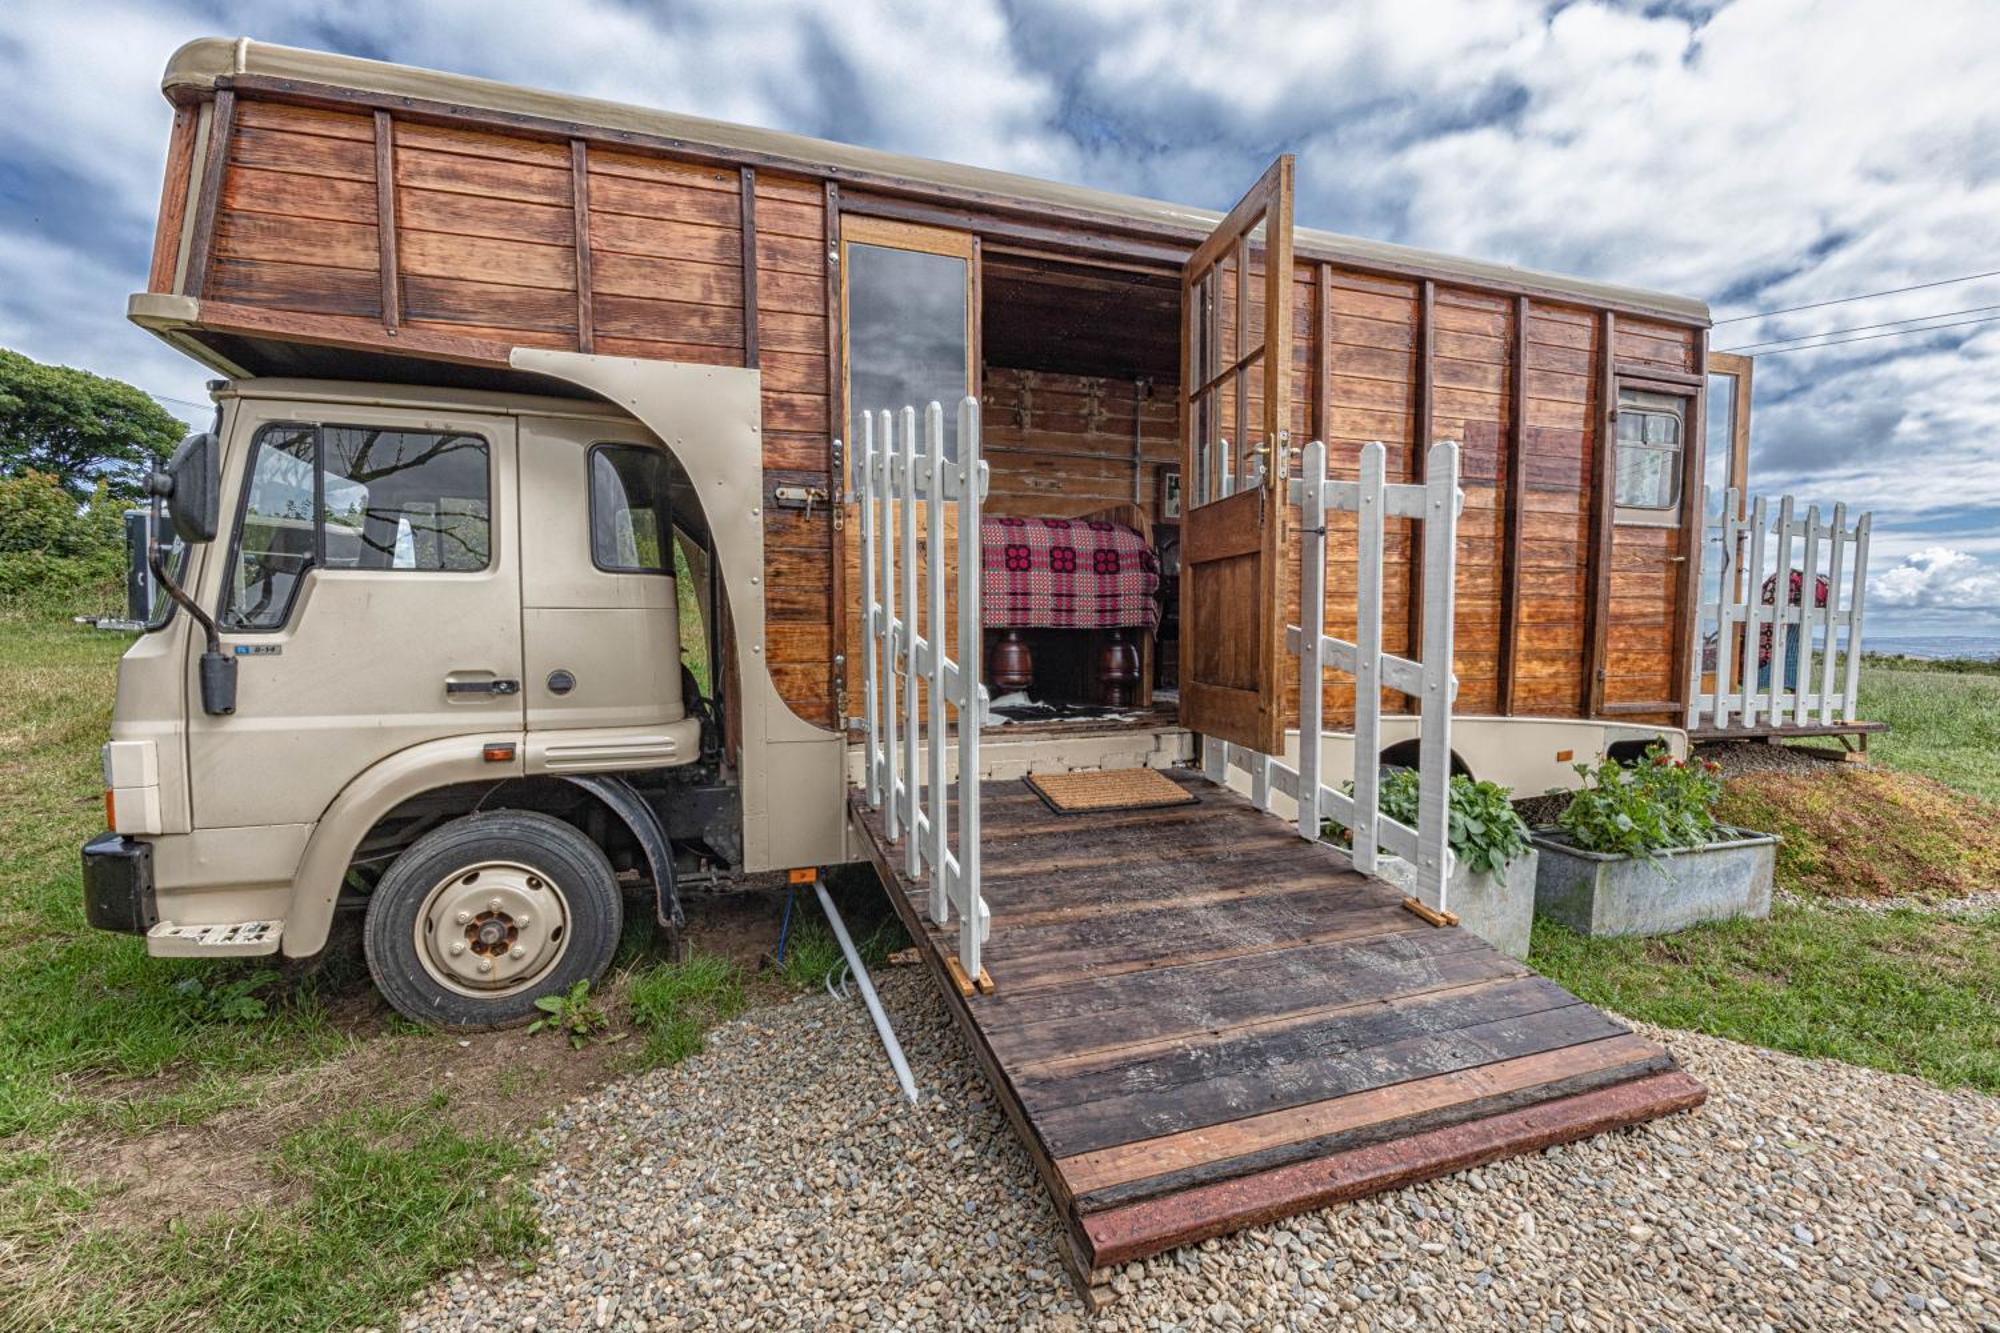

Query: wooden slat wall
[179,90,1701,734]
[755,171,836,725]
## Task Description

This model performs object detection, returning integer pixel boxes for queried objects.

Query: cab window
[1613,389,1686,521]
[222,423,491,631]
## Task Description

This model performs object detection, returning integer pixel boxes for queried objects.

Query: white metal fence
[853,398,991,979]
[1206,439,1463,914]
[1686,487,1872,733]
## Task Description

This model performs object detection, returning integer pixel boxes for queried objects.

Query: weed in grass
[1531,903,2000,1094]
[16,1100,541,1333]
[626,951,745,1065]
[526,979,610,1049]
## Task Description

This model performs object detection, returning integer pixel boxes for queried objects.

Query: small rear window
[590,445,674,573]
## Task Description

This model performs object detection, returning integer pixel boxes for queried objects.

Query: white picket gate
[1686,487,1873,733]
[853,398,991,978]
[1205,440,1463,914]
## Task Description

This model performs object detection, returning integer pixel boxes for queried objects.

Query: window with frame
[222,423,491,631]
[1614,389,1686,516]
[589,444,675,573]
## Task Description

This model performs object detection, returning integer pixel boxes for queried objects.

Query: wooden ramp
[849,768,1705,1306]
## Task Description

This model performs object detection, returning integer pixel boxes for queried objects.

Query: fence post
[858,415,881,806]
[1768,496,1795,727]
[878,410,900,840]
[1820,502,1847,727]
[1795,504,1821,726]
[1296,439,1327,842]
[1351,442,1385,875]
[1415,441,1459,911]
[1842,512,1871,724]
[957,396,985,975]
[1739,495,1767,728]
[899,407,922,879]
[925,402,949,921]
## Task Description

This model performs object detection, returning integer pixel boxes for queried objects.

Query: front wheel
[363,810,623,1028]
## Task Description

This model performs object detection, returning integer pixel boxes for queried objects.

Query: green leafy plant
[1384,769,1532,874]
[171,969,277,1023]
[1557,742,1724,858]
[1324,770,1532,874]
[525,979,608,1050]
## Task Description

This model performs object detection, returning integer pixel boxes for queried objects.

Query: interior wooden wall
[981,368,1177,519]
[175,95,841,728]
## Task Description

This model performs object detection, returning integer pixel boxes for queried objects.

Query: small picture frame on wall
[1157,466,1183,521]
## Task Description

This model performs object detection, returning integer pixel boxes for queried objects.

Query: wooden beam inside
[1498,295,1529,713]
[374,110,400,332]
[740,166,760,367]
[181,88,236,302]
[825,179,846,725]
[572,140,594,353]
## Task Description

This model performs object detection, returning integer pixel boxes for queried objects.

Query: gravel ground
[1697,740,1853,779]
[404,973,1999,1333]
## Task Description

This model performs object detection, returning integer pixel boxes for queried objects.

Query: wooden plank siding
[172,84,1706,734]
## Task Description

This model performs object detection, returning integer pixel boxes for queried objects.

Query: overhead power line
[1712,268,2000,325]
[1718,302,2000,353]
[146,390,211,411]
[1723,312,2000,357]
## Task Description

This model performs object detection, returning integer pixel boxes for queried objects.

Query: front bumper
[81,832,156,934]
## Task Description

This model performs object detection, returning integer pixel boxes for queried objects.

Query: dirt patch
[1715,765,2000,903]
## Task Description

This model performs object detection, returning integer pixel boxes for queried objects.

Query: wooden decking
[849,768,1706,1304]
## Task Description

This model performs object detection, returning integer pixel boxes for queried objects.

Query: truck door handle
[446,678,520,697]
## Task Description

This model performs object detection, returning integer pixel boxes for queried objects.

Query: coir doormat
[1024,767,1198,815]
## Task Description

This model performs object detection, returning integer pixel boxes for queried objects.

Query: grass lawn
[1536,661,2000,1096]
[1857,662,2000,802]
[1533,903,2000,1095]
[0,606,887,1329]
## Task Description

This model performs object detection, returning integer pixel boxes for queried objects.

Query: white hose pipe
[813,883,919,1104]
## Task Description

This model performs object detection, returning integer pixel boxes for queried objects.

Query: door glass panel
[846,242,968,459]
[1613,389,1684,512]
[1701,373,1739,607]
[223,424,317,631]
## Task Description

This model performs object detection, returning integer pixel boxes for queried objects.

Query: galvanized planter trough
[1376,849,1540,960]
[1529,827,1779,937]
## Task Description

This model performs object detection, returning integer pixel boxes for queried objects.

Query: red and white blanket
[981,516,1160,631]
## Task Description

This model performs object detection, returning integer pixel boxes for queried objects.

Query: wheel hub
[416,862,571,994]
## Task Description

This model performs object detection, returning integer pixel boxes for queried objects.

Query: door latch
[773,484,830,518]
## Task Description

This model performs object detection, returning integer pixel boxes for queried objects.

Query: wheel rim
[413,860,573,998]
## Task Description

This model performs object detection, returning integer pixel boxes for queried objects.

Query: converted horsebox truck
[73,36,1806,1297]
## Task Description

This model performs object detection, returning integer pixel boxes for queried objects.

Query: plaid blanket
[982,516,1160,631]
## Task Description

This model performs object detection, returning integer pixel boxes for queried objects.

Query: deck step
[147,919,284,957]
[1077,1070,1707,1269]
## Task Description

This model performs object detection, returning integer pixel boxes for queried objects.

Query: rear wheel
[363,810,622,1028]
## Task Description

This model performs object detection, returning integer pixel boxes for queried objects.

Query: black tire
[363,810,622,1028]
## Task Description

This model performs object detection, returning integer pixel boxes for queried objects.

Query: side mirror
[157,431,221,543]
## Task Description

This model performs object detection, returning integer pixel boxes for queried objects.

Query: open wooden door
[1178,155,1295,753]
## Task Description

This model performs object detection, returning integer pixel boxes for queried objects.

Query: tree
[0,348,187,500]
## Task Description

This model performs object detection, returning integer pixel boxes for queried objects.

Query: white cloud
[1873,547,2000,614]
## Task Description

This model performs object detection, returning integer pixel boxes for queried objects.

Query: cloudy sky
[5,0,1998,637]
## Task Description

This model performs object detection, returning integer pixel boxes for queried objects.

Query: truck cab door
[185,400,523,832]
[516,416,693,772]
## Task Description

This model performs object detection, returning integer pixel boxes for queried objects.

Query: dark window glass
[222,424,491,631]
[591,445,675,573]
[845,242,968,460]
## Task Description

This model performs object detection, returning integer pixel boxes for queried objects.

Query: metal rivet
[510,946,525,959]
[478,959,492,972]
[488,898,502,911]
[449,942,466,955]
